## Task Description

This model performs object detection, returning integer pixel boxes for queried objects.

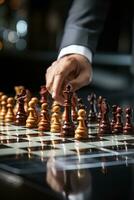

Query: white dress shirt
[58,45,92,63]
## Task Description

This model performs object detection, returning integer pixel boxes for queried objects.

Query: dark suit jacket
[60,0,111,54]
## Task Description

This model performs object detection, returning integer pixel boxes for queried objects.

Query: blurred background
[0,0,133,106]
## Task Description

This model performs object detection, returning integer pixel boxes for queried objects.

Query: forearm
[60,0,111,54]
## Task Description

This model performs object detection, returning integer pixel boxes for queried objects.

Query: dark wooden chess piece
[97,96,103,123]
[113,106,123,134]
[15,89,27,126]
[111,105,118,133]
[87,93,97,123]
[40,85,49,104]
[61,85,75,137]
[99,98,111,135]
[123,107,134,134]
[72,93,78,123]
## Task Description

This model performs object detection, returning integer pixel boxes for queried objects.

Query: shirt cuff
[58,45,92,63]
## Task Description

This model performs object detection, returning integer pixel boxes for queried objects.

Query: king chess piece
[61,85,75,137]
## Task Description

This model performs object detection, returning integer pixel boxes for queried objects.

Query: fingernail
[52,91,55,98]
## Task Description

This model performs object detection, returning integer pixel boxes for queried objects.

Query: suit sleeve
[59,0,111,54]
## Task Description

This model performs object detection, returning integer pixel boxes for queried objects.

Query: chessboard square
[6,141,41,148]
[23,135,61,142]
[105,144,134,152]
[22,145,59,151]
[0,138,28,144]
[40,139,74,145]
[32,149,76,158]
[86,140,124,148]
[51,141,95,150]
[103,135,134,141]
[96,155,126,163]
[0,135,17,140]
[0,148,27,156]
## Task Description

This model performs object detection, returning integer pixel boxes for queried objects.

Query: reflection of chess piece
[75,109,88,140]
[46,156,92,198]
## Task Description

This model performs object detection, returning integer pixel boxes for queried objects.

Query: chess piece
[0,95,8,121]
[14,85,25,115]
[75,109,88,140]
[87,93,97,123]
[15,89,27,126]
[99,98,111,135]
[0,92,4,112]
[72,93,78,124]
[77,98,85,110]
[123,107,134,134]
[111,105,118,133]
[61,85,75,137]
[24,89,32,113]
[26,100,38,128]
[5,97,14,123]
[40,85,49,104]
[31,97,39,121]
[38,103,50,131]
[50,105,61,133]
[113,106,123,134]
[97,96,103,123]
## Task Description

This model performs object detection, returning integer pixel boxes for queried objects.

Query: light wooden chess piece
[0,95,8,121]
[31,97,39,121]
[50,105,61,133]
[38,103,50,131]
[26,100,37,128]
[0,92,4,112]
[75,109,88,140]
[5,97,14,123]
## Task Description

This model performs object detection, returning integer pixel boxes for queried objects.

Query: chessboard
[0,85,134,176]
[0,122,134,175]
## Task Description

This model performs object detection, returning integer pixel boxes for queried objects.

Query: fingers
[46,56,77,105]
[45,54,92,105]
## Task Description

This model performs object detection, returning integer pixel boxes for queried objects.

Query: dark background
[0,0,133,106]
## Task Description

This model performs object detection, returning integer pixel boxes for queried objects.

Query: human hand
[45,54,92,105]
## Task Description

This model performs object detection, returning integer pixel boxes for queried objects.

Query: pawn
[26,101,37,128]
[75,109,88,140]
[113,106,123,134]
[123,107,134,134]
[31,97,39,121]
[5,97,14,123]
[38,103,50,131]
[50,106,61,133]
[0,95,8,121]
